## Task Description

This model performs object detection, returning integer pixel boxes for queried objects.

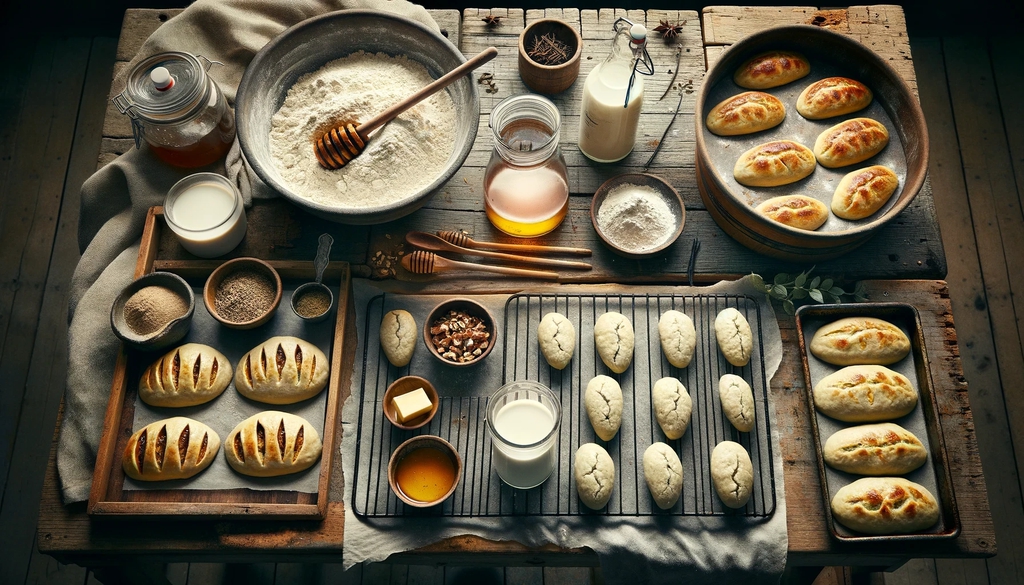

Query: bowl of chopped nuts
[423,298,496,367]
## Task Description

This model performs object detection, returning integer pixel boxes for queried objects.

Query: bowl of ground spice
[591,173,685,259]
[204,258,282,329]
[110,272,195,351]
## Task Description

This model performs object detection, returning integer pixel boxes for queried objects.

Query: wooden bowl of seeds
[204,258,282,329]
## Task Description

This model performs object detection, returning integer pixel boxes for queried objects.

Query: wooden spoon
[406,232,592,270]
[314,47,499,170]
[401,251,559,280]
[436,230,591,256]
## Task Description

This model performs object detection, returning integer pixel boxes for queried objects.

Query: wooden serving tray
[87,207,350,519]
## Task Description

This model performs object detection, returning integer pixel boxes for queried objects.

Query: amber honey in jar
[114,52,235,168]
[484,94,569,237]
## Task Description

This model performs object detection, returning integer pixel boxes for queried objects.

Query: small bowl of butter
[383,375,439,430]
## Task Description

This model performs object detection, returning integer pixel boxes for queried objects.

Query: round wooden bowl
[110,271,195,351]
[518,19,582,94]
[203,257,282,329]
[387,435,462,508]
[383,376,440,430]
[694,25,929,261]
[590,173,685,259]
[423,298,496,367]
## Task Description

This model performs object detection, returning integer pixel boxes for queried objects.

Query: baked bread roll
[594,312,634,374]
[538,312,575,370]
[831,477,939,535]
[796,77,873,120]
[224,411,322,477]
[658,310,696,368]
[380,309,416,367]
[122,417,219,481]
[814,365,918,422]
[585,375,623,441]
[235,336,329,405]
[813,118,889,169]
[733,50,810,89]
[139,343,232,407]
[643,442,683,509]
[810,316,911,366]
[652,377,693,440]
[733,140,816,187]
[823,423,928,475]
[754,195,828,231]
[831,165,900,220]
[574,443,615,509]
[715,307,753,367]
[706,91,786,136]
[719,374,755,432]
[711,441,753,508]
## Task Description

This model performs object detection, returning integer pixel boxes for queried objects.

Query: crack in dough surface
[380,309,416,367]
[652,377,692,440]
[574,443,615,509]
[643,442,683,509]
[719,373,755,432]
[537,312,575,370]
[658,310,697,368]
[714,307,753,367]
[585,375,623,441]
[594,312,634,374]
[711,440,753,508]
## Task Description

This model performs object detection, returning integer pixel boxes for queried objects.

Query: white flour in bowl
[269,51,457,208]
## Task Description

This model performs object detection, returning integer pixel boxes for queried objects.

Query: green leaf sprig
[750,267,867,315]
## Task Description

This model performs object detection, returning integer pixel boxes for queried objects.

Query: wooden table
[37,4,994,580]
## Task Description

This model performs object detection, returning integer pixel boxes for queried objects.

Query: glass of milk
[485,380,561,489]
[164,173,247,258]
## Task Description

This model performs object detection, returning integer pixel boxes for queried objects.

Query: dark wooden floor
[0,17,1021,585]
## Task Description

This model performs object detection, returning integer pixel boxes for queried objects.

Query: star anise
[653,19,684,40]
[482,14,502,27]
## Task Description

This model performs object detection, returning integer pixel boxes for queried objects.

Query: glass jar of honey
[113,51,235,168]
[484,94,569,237]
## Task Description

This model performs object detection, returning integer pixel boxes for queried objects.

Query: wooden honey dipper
[314,47,499,170]
[402,251,559,280]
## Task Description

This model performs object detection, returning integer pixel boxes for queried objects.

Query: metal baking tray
[352,292,777,518]
[795,303,960,542]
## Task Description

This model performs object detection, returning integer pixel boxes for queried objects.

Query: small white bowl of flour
[591,174,685,258]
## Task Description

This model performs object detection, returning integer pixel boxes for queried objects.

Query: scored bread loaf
[831,165,900,220]
[705,91,786,136]
[813,118,889,168]
[813,365,918,422]
[122,417,220,481]
[796,76,873,120]
[733,140,817,187]
[823,423,928,475]
[139,343,232,407]
[224,411,322,477]
[754,195,829,231]
[235,336,329,404]
[733,50,810,89]
[810,316,911,366]
[831,477,939,535]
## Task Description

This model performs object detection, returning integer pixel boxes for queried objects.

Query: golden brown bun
[234,336,329,405]
[823,423,928,475]
[734,140,817,187]
[831,165,900,220]
[139,343,232,407]
[706,91,786,136]
[810,316,911,365]
[831,477,939,534]
[733,50,810,89]
[754,195,828,230]
[813,118,889,168]
[797,77,873,119]
[122,417,220,481]
[813,365,918,422]
[224,411,322,477]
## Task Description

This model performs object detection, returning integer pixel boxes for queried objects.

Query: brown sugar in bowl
[518,19,583,95]
[204,257,282,329]
[383,376,440,430]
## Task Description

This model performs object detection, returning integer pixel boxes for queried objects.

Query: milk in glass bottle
[578,19,653,163]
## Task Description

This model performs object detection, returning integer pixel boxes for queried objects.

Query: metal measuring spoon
[291,233,334,323]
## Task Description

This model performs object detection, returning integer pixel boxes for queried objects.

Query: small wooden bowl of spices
[518,18,583,95]
[423,298,496,367]
[111,271,195,351]
[591,173,685,259]
[204,258,282,329]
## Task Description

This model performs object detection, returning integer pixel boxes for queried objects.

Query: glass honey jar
[113,51,235,168]
[484,94,569,238]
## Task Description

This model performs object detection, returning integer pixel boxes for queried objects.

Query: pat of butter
[393,388,432,423]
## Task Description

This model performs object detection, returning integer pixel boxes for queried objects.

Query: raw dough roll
[652,377,693,440]
[574,443,615,509]
[715,307,753,367]
[719,373,755,432]
[594,312,634,374]
[538,312,575,370]
[380,309,417,367]
[643,442,683,509]
[658,310,696,368]
[585,375,623,441]
[711,441,753,508]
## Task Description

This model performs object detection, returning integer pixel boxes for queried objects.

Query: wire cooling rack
[352,293,776,518]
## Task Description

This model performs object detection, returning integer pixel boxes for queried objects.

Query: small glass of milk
[164,173,247,258]
[485,381,561,489]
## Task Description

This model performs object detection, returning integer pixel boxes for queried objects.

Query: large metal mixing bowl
[236,10,479,225]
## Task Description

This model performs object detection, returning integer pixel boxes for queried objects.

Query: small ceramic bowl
[590,173,686,259]
[290,282,334,324]
[423,298,496,367]
[110,271,195,351]
[383,376,440,430]
[518,18,583,94]
[388,435,462,508]
[203,257,282,329]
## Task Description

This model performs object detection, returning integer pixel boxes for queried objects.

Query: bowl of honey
[387,435,462,508]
